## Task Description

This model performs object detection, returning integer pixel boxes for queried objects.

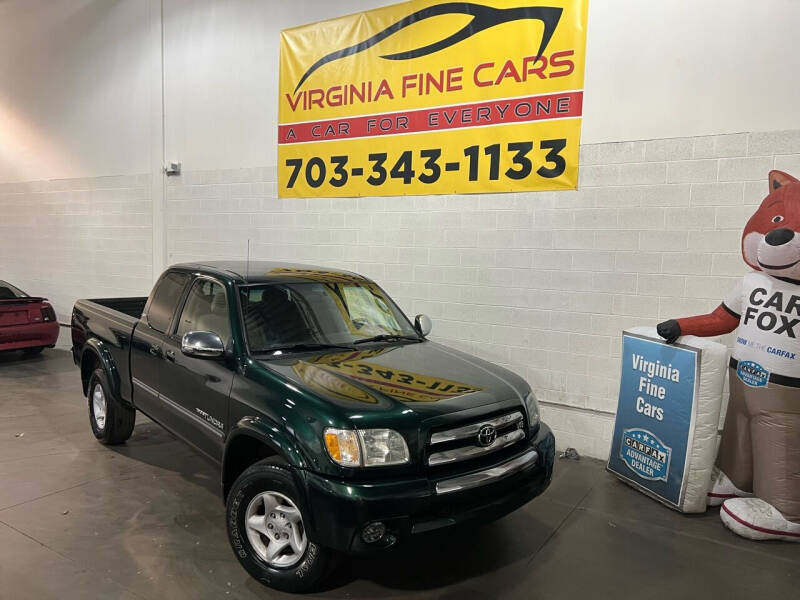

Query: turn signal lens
[324,428,361,467]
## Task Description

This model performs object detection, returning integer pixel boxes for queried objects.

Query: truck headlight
[324,428,410,467]
[524,391,540,427]
[359,429,410,466]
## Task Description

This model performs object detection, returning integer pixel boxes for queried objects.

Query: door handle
[149,345,162,357]
[165,349,175,362]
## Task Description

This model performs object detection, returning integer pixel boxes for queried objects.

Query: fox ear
[769,170,799,191]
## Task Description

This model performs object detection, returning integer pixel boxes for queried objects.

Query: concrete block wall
[0,175,153,347]
[165,128,800,458]
[2,129,799,458]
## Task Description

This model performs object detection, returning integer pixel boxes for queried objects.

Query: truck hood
[258,341,529,420]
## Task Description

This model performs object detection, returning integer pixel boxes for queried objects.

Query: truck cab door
[158,276,235,462]
[130,271,189,424]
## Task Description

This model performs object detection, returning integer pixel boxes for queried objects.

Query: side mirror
[181,331,225,359]
[414,314,432,337]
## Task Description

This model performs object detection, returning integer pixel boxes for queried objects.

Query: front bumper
[302,423,555,552]
[0,321,59,351]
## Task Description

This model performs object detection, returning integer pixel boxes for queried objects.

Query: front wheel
[22,346,44,357]
[226,460,332,593]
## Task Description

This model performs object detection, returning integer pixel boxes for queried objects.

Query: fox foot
[707,467,753,507]
[720,498,800,542]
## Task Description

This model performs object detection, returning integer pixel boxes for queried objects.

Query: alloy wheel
[92,384,106,430]
[244,491,307,568]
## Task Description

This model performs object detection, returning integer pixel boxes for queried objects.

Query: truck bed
[71,297,148,403]
[88,297,147,320]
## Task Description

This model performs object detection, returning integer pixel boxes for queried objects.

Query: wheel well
[80,351,100,396]
[223,434,278,499]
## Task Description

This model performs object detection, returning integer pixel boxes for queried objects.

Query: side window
[176,279,231,342]
[147,272,188,333]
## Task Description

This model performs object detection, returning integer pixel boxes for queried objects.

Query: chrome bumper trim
[428,428,525,466]
[434,449,539,495]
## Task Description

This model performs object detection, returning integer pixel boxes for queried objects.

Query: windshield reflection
[241,279,419,354]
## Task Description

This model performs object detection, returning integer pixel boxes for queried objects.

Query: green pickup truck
[71,261,555,592]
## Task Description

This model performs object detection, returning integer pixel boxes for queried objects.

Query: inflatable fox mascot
[658,170,800,542]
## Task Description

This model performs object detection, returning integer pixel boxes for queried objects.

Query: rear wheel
[88,368,135,444]
[226,460,332,593]
[22,346,44,357]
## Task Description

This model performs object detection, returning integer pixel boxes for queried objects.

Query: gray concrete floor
[0,349,797,600]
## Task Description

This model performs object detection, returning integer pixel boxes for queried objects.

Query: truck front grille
[427,411,525,467]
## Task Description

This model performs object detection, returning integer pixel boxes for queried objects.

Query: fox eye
[772,215,785,223]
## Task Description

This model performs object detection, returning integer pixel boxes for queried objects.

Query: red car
[0,280,59,355]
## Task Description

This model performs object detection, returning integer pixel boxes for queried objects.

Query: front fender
[80,339,128,406]
[221,416,314,502]
[224,415,310,468]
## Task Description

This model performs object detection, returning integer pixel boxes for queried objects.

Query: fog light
[361,521,387,544]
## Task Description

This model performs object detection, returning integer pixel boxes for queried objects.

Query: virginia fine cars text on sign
[278,0,588,197]
[607,333,700,508]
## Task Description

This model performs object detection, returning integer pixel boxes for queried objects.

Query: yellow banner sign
[278,0,588,198]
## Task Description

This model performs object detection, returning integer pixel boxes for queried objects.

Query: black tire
[22,346,44,357]
[88,368,135,444]
[226,459,331,593]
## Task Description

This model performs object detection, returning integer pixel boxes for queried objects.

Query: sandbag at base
[607,326,727,513]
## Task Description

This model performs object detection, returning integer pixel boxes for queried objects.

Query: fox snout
[744,227,800,279]
[765,228,796,246]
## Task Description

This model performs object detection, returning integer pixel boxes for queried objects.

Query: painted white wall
[3,0,798,183]
[163,0,800,171]
[582,0,800,143]
[0,0,154,183]
[161,0,381,174]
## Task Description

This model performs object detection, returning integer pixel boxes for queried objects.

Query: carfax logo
[736,360,770,388]
[620,428,671,482]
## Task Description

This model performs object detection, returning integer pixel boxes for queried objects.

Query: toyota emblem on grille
[477,424,497,447]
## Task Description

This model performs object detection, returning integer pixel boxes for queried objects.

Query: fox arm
[657,304,740,343]
[676,304,741,337]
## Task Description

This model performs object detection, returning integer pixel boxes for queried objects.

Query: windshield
[239,281,419,354]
